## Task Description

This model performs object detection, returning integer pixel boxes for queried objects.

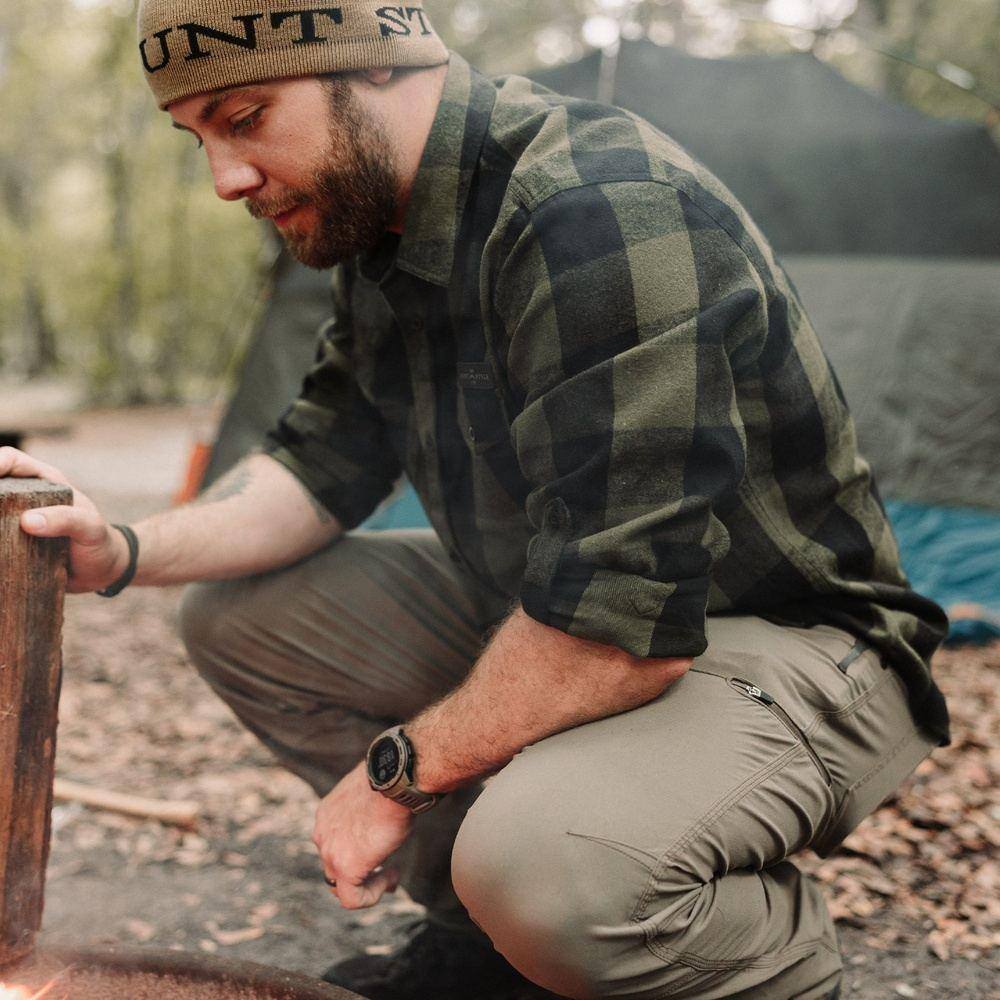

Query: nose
[206,144,264,201]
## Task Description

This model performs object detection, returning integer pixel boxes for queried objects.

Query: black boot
[322,920,557,1000]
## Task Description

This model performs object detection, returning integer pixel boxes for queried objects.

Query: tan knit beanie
[138,1,449,108]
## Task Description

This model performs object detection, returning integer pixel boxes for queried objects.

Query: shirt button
[467,425,476,442]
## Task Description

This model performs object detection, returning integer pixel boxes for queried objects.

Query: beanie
[138,1,449,108]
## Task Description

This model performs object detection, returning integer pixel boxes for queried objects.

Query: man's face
[169,75,399,269]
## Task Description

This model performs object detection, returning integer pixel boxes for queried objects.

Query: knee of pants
[177,578,302,699]
[177,580,248,685]
[451,768,655,999]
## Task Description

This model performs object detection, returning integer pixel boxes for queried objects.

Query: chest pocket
[457,362,532,503]
[457,363,511,453]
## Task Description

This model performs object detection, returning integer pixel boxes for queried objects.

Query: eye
[230,108,263,137]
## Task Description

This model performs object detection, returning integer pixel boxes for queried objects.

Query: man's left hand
[312,761,413,909]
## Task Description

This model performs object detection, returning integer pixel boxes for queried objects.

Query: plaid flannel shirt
[265,54,949,743]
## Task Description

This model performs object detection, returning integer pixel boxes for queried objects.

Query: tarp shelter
[205,45,1000,633]
[534,42,1000,257]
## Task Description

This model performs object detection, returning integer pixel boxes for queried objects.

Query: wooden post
[0,478,71,968]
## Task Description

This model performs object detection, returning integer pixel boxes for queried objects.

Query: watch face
[369,736,402,787]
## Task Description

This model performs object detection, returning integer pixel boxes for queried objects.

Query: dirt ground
[17,407,1000,998]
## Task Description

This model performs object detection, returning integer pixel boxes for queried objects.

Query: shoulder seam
[506,175,768,289]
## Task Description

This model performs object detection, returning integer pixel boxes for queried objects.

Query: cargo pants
[179,530,938,999]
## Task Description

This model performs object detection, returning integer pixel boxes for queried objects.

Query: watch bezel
[367,730,408,792]
[365,727,439,814]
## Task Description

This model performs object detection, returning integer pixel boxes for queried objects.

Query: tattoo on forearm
[194,465,253,506]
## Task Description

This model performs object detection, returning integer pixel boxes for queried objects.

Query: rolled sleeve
[263,269,401,530]
[496,180,765,658]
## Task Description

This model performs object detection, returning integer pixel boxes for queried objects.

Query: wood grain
[0,478,71,968]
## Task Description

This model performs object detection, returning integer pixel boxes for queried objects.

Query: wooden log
[52,779,200,831]
[0,478,71,968]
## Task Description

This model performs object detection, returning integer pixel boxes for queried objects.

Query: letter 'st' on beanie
[138,1,449,109]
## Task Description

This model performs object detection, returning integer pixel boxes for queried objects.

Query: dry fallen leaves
[798,641,1000,966]
[53,568,1000,973]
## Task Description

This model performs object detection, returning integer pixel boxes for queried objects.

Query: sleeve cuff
[262,440,391,531]
[521,565,709,659]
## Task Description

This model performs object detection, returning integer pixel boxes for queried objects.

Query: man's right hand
[0,446,129,594]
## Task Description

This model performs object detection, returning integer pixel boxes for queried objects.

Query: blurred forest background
[1,0,998,405]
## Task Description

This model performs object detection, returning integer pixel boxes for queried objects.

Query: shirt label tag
[457,362,495,390]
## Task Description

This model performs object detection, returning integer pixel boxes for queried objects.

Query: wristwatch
[366,726,439,814]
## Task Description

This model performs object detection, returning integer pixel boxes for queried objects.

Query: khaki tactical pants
[179,530,937,1000]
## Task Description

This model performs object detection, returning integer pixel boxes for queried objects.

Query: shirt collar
[395,52,497,287]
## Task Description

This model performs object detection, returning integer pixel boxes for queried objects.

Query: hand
[0,446,130,594]
[313,761,413,910]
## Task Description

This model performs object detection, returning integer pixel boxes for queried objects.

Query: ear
[361,67,393,86]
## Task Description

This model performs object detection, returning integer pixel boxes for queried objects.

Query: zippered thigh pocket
[730,677,832,787]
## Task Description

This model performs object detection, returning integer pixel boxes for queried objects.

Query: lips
[271,205,301,227]
[246,198,306,226]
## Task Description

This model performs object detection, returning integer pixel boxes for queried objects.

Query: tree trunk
[154,142,198,403]
[24,272,59,379]
[101,140,147,405]
[1,166,58,379]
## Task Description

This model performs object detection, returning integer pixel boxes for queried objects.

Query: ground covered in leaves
[24,410,1000,998]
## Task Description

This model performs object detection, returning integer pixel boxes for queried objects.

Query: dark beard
[247,84,399,269]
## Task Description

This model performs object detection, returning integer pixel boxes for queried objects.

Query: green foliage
[0,0,995,402]
[0,0,262,403]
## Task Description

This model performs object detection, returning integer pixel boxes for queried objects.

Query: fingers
[20,505,107,546]
[0,446,70,486]
[326,865,399,910]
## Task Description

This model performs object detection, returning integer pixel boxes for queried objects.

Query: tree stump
[0,478,71,968]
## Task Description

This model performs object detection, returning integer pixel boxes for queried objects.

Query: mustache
[245,195,308,220]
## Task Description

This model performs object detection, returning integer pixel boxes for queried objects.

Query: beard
[246,80,399,269]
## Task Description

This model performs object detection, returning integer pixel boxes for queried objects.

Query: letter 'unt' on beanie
[138,1,449,109]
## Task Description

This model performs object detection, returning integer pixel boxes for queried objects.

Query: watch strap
[385,784,439,814]
[97,524,139,598]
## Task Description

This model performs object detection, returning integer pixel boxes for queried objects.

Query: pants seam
[802,668,898,738]
[821,726,931,839]
[631,744,802,922]
[565,831,659,872]
[645,930,838,972]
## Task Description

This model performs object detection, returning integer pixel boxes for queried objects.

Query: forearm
[129,453,342,586]
[406,607,691,793]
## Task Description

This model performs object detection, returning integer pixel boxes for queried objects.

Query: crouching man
[3,2,949,997]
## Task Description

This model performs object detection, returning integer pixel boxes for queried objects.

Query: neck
[353,63,449,233]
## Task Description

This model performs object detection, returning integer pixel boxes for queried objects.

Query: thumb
[20,505,107,546]
[337,866,399,910]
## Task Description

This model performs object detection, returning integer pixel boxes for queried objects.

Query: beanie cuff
[138,2,449,108]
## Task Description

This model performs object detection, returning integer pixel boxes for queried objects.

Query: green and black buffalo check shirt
[266,54,949,743]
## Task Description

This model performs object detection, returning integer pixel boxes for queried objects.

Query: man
[3,2,950,997]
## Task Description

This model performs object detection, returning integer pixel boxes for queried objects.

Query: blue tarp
[362,482,430,532]
[885,499,1000,645]
[363,487,1000,645]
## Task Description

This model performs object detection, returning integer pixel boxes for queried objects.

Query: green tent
[534,42,1000,257]
[207,45,1000,516]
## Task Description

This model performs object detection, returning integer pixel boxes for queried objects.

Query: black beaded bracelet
[97,524,140,598]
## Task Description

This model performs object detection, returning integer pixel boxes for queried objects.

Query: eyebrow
[171,86,265,134]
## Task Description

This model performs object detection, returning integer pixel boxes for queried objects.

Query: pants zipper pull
[734,679,775,705]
